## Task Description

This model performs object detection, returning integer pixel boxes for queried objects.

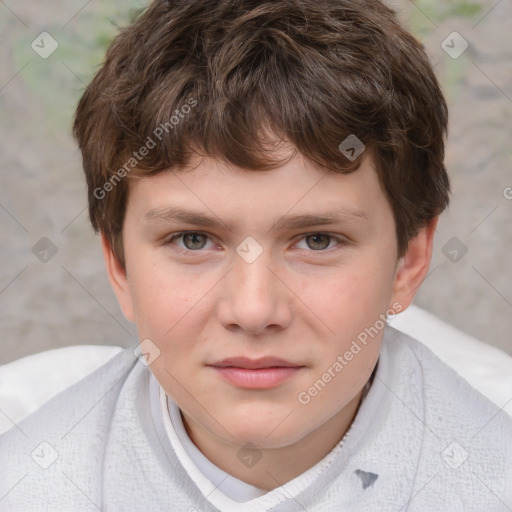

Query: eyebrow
[144,205,369,231]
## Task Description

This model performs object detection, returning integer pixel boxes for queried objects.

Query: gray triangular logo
[354,469,379,490]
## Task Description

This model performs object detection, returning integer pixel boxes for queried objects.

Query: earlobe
[390,216,439,311]
[100,232,135,323]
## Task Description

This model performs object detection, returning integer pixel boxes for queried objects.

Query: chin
[222,415,310,449]
[229,430,302,450]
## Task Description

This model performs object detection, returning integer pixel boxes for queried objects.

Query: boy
[1,0,511,510]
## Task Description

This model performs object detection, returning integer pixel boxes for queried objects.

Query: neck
[180,388,364,492]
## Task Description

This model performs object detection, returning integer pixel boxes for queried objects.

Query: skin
[102,147,438,491]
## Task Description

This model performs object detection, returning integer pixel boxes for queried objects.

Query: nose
[216,244,292,335]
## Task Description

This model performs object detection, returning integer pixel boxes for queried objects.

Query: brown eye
[304,234,332,251]
[167,232,213,253]
[294,233,348,253]
[182,232,208,250]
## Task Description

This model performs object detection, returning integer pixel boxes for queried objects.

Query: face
[104,149,432,450]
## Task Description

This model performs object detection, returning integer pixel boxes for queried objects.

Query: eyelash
[165,231,349,256]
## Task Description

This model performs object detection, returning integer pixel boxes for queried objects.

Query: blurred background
[0,0,511,364]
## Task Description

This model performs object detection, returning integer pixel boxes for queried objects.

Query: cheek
[125,247,197,337]
[128,263,206,393]
[131,274,199,339]
[298,267,388,412]
[308,260,393,336]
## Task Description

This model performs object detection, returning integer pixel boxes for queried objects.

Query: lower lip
[210,366,303,389]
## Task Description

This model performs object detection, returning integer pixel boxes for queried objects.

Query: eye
[166,232,215,253]
[165,231,347,255]
[295,233,346,252]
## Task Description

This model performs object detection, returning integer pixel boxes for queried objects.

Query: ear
[389,216,439,311]
[100,232,135,323]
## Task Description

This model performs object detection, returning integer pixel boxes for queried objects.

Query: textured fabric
[1,326,511,511]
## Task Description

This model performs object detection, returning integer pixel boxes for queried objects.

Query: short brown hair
[73,0,450,268]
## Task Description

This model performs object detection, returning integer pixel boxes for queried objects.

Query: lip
[210,367,304,389]
[209,356,302,369]
[207,357,305,390]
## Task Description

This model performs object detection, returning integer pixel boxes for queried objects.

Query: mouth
[207,356,305,389]
[209,356,303,369]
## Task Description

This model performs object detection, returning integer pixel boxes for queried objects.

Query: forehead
[126,151,392,232]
